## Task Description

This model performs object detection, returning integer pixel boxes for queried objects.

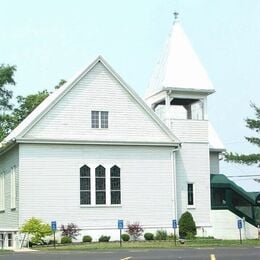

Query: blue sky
[1,0,259,190]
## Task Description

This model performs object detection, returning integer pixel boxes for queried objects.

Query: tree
[60,223,80,239]
[20,217,52,244]
[0,79,66,141]
[0,64,16,111]
[178,211,196,239]
[225,103,260,167]
[126,222,144,241]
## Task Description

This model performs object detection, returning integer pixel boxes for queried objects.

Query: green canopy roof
[211,174,260,205]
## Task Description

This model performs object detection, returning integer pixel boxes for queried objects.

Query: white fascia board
[16,138,180,147]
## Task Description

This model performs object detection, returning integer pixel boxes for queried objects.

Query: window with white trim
[80,165,91,205]
[110,166,121,204]
[11,167,16,209]
[0,172,5,211]
[91,111,108,128]
[187,183,194,206]
[95,165,106,204]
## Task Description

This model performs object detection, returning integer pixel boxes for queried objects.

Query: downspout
[171,147,180,221]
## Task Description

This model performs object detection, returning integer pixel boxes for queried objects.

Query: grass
[35,239,260,251]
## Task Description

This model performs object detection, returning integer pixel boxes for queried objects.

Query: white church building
[0,19,259,249]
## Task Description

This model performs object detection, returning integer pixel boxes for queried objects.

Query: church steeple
[145,16,215,98]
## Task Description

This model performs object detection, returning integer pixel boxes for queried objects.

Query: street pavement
[0,247,259,260]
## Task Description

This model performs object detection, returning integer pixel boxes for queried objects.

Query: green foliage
[144,232,154,240]
[167,233,178,240]
[20,217,52,244]
[126,222,144,241]
[0,64,16,111]
[155,230,168,240]
[61,236,72,244]
[121,233,130,241]
[98,235,110,242]
[225,103,260,167]
[82,235,92,243]
[0,78,66,141]
[179,211,196,239]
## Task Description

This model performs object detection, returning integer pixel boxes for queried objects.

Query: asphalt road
[0,247,259,260]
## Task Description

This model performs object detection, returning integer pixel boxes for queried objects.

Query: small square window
[91,111,108,129]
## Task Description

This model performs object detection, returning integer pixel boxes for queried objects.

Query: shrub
[48,239,58,245]
[121,233,130,241]
[20,217,52,245]
[98,235,110,242]
[144,233,154,241]
[167,233,178,241]
[82,235,92,243]
[126,222,144,241]
[61,236,72,244]
[60,223,80,239]
[155,230,168,240]
[178,211,196,239]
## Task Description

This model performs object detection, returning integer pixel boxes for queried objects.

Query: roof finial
[173,11,179,21]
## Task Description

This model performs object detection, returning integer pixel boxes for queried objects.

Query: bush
[20,217,52,245]
[121,233,130,241]
[167,233,178,241]
[60,223,80,239]
[155,230,168,240]
[126,222,144,241]
[82,235,92,243]
[98,235,110,242]
[144,233,154,241]
[179,211,196,239]
[61,236,72,244]
[48,239,58,245]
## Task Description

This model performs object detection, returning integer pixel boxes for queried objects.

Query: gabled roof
[146,21,215,98]
[209,123,225,152]
[1,56,180,151]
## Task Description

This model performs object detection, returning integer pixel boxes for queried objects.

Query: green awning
[211,174,260,205]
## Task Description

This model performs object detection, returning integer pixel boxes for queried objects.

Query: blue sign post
[118,220,124,247]
[237,219,242,244]
[51,221,57,248]
[172,219,177,246]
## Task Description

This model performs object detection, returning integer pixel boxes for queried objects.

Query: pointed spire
[145,19,215,98]
[173,11,179,22]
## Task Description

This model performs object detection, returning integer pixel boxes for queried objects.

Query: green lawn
[35,239,260,251]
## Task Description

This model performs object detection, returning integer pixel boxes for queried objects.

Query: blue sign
[51,221,57,231]
[172,219,177,229]
[118,219,124,229]
[237,219,242,229]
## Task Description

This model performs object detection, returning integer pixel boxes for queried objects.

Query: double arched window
[80,165,121,206]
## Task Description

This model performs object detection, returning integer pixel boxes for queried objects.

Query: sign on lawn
[237,219,242,229]
[118,219,124,230]
[172,219,177,229]
[51,221,57,231]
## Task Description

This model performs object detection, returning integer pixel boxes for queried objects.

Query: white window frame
[80,164,121,207]
[0,172,5,212]
[91,111,109,129]
[10,166,16,210]
[187,182,195,208]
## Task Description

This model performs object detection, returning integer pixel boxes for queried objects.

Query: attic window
[91,111,108,128]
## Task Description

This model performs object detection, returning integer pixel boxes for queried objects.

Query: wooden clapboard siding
[170,119,208,143]
[175,143,211,226]
[0,146,19,229]
[24,61,172,144]
[19,144,174,228]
